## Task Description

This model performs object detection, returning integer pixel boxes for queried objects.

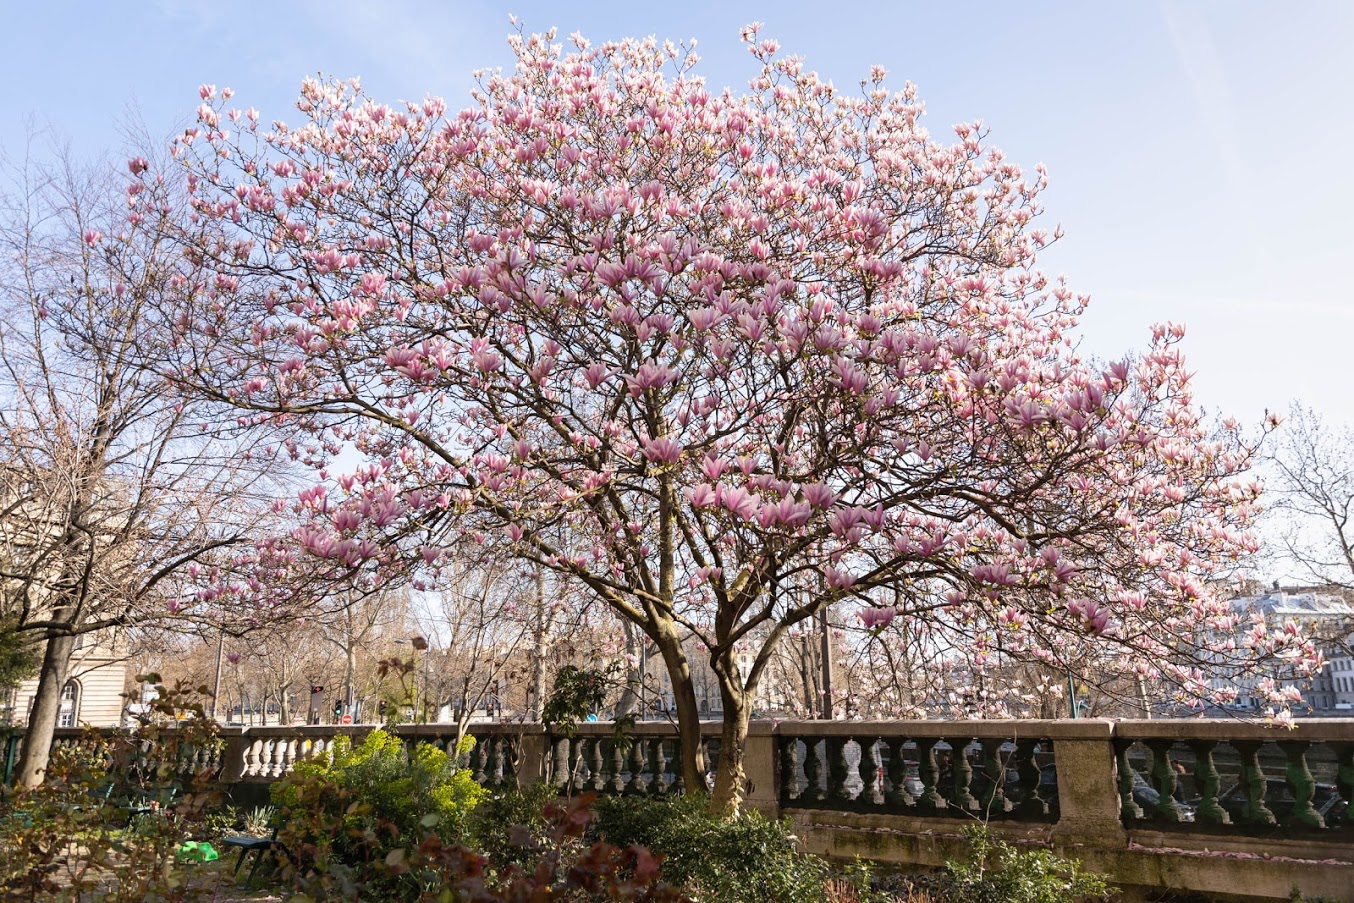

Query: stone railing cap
[775,718,1115,739]
[1112,718,1354,742]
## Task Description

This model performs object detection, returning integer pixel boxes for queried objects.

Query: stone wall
[26,717,1354,901]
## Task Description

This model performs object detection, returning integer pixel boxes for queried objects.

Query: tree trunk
[613,620,644,719]
[15,631,77,787]
[710,660,751,815]
[651,626,704,796]
[800,633,815,715]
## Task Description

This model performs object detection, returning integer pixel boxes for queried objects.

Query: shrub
[466,781,559,869]
[270,728,487,887]
[590,795,829,902]
[393,792,686,902]
[941,825,1112,903]
[0,676,224,902]
[242,804,276,836]
[270,776,683,902]
[201,804,242,842]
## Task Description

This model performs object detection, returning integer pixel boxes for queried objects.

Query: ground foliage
[0,677,224,901]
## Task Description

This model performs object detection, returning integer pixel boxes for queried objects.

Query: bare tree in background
[0,142,287,785]
[1267,404,1354,591]
[1264,403,1354,667]
[315,587,406,722]
[421,551,560,746]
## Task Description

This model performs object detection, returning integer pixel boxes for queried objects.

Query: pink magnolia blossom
[858,606,895,630]
[641,436,683,465]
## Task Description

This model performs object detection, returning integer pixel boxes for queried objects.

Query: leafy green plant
[942,825,1112,903]
[590,794,830,902]
[0,620,37,701]
[201,804,242,841]
[272,764,685,902]
[242,804,276,836]
[269,728,487,896]
[388,792,686,901]
[466,782,559,869]
[543,664,615,736]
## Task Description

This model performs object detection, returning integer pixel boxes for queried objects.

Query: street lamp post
[210,628,224,722]
[421,652,431,723]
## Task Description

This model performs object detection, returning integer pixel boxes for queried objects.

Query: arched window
[58,680,80,727]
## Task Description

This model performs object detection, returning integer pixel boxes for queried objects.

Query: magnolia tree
[158,28,1316,811]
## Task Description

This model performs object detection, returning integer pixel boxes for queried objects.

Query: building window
[58,680,80,728]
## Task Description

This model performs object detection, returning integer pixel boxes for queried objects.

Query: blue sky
[4,1,1352,428]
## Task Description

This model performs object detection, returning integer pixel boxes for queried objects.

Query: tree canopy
[155,27,1318,808]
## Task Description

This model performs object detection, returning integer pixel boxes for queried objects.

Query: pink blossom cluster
[153,25,1315,713]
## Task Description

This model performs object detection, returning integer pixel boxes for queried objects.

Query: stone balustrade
[17,718,1354,901]
[1112,720,1353,834]
[776,720,1062,821]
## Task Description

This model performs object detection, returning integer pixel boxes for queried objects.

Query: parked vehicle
[1212,778,1346,827]
[1041,763,1196,822]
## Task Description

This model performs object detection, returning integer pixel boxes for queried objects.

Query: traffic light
[311,685,324,695]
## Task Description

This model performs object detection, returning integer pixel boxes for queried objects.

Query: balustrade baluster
[472,740,488,784]
[668,736,687,796]
[608,739,627,793]
[862,738,884,807]
[1332,741,1354,819]
[1114,740,1143,821]
[1280,740,1324,829]
[947,740,979,813]
[1144,739,1183,824]
[244,739,262,778]
[625,740,646,795]
[802,738,824,803]
[704,738,721,791]
[1232,740,1276,827]
[665,738,682,795]
[205,742,218,774]
[1013,739,1049,818]
[282,738,297,776]
[570,738,587,791]
[553,738,570,789]
[181,741,193,776]
[573,738,590,791]
[779,737,799,803]
[979,739,1010,815]
[826,736,851,803]
[916,738,945,812]
[265,738,278,777]
[256,739,271,778]
[1185,739,1229,826]
[647,738,666,796]
[589,738,606,792]
[486,737,502,786]
[884,738,914,809]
